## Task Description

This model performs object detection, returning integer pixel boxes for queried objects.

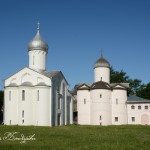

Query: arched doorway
[57,113,61,126]
[141,114,149,125]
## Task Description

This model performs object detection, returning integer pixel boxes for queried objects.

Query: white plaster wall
[4,68,52,126]
[94,67,110,83]
[111,89,128,125]
[18,87,33,125]
[77,90,91,125]
[90,89,111,125]
[127,103,150,125]
[4,88,18,125]
[4,68,72,127]
[52,74,72,126]
[70,96,73,124]
[35,87,51,126]
[29,50,47,71]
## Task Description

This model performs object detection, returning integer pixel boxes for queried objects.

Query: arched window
[100,94,102,98]
[58,97,61,109]
[33,56,35,65]
[63,84,65,96]
[37,90,39,101]
[22,90,25,101]
[115,117,118,122]
[131,105,135,109]
[22,110,24,118]
[84,98,86,104]
[100,115,102,120]
[116,98,118,104]
[9,91,11,101]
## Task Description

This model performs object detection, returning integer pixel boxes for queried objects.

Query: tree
[110,67,144,95]
[110,67,129,83]
[128,79,145,95]
[0,91,3,123]
[136,82,150,100]
[0,91,4,109]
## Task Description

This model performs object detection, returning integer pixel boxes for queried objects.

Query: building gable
[112,83,128,90]
[91,81,111,90]
[5,67,51,87]
[77,84,90,90]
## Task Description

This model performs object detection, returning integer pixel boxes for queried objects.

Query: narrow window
[9,91,11,101]
[37,90,39,101]
[84,98,86,104]
[116,98,118,104]
[58,98,61,109]
[10,120,11,125]
[33,57,34,65]
[145,105,148,109]
[22,120,24,124]
[132,117,135,122]
[22,110,24,118]
[100,115,102,120]
[22,90,25,101]
[115,117,118,122]
[131,105,135,109]
[101,77,102,81]
[100,94,102,98]
[100,122,102,126]
[138,106,141,110]
[57,88,60,94]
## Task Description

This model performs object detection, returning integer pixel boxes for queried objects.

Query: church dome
[94,56,110,68]
[28,23,48,52]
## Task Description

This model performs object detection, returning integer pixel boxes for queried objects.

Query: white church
[4,23,73,126]
[76,56,150,125]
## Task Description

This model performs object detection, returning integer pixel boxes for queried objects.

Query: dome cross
[37,21,40,31]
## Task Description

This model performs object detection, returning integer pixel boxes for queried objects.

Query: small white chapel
[4,23,73,126]
[76,55,150,125]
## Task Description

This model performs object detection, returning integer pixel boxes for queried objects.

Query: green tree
[110,67,144,95]
[128,79,145,95]
[136,82,150,100]
[0,91,4,109]
[0,91,4,123]
[110,67,129,83]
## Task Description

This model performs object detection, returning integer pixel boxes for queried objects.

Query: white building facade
[4,24,73,126]
[77,56,150,125]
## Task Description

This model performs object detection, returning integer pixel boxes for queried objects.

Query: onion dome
[28,22,48,52]
[94,55,110,68]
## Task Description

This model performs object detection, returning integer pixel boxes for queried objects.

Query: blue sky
[0,0,150,90]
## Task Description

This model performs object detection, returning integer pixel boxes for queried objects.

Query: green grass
[0,125,150,150]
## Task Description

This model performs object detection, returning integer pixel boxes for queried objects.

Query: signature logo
[0,132,36,144]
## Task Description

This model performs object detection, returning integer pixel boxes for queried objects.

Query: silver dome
[28,24,48,52]
[94,56,110,68]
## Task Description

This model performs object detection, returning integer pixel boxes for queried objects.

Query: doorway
[57,113,61,126]
[141,114,149,125]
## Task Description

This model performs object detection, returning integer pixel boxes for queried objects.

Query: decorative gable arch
[21,73,32,83]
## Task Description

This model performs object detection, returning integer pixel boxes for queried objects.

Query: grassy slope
[0,125,150,150]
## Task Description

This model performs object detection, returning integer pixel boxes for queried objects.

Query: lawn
[0,125,150,150]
